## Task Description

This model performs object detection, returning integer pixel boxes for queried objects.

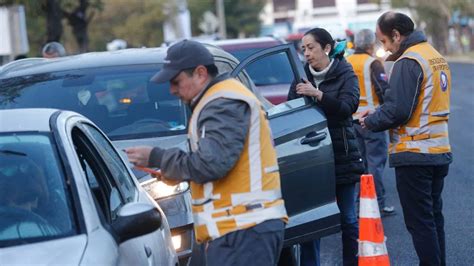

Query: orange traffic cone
[358,174,390,265]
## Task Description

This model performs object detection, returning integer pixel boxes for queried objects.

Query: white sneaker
[381,206,396,217]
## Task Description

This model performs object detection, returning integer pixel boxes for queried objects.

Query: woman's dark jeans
[300,183,358,266]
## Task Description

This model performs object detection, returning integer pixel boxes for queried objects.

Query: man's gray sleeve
[148,98,250,184]
[365,59,423,132]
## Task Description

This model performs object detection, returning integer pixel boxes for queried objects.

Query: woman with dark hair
[288,28,364,265]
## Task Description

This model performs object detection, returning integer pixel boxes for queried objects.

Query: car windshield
[224,47,294,86]
[0,64,188,141]
[0,133,77,247]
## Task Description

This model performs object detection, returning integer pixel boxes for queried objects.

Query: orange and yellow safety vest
[389,42,451,155]
[347,53,381,119]
[188,78,287,243]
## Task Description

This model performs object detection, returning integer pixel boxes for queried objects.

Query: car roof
[0,108,58,132]
[0,45,234,79]
[210,37,285,52]
[0,48,169,79]
[210,36,284,46]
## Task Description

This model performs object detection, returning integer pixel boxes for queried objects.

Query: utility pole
[216,0,227,39]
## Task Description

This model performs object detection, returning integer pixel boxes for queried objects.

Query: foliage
[224,0,265,38]
[188,0,265,38]
[390,0,474,54]
[1,0,267,55]
[88,0,166,51]
[0,0,102,54]
[188,0,214,36]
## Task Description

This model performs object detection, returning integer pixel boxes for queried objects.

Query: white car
[0,108,178,266]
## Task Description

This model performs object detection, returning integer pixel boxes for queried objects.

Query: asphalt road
[320,62,474,265]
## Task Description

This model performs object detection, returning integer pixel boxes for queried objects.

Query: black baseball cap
[151,39,215,83]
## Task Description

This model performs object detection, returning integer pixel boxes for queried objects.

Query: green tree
[391,0,474,54]
[224,0,265,38]
[188,0,265,38]
[62,0,103,52]
[88,0,166,51]
[188,0,213,36]
[0,0,102,54]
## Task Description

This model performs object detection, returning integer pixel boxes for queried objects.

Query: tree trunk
[431,16,449,55]
[65,0,89,53]
[44,0,63,42]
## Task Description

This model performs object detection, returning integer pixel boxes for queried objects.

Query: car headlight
[141,178,189,199]
[172,235,182,250]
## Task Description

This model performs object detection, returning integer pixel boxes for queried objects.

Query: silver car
[0,44,341,263]
[0,108,178,265]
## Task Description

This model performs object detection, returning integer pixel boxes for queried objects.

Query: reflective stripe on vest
[347,54,378,118]
[389,42,451,155]
[188,78,287,242]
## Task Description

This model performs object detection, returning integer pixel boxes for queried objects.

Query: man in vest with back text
[360,12,452,265]
[125,39,288,266]
[347,29,395,216]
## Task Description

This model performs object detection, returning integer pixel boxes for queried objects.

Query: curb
[446,53,474,64]
[446,58,474,64]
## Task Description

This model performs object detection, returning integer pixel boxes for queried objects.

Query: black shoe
[381,206,396,217]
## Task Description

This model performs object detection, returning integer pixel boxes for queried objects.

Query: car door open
[231,44,340,246]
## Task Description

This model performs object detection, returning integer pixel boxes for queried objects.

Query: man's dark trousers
[206,219,285,266]
[395,164,449,266]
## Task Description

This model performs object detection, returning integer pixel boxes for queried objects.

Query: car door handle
[300,131,327,145]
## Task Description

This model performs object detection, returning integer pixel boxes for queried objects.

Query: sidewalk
[445,52,474,64]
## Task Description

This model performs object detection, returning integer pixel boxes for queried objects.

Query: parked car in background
[0,44,340,263]
[0,108,178,265]
[285,33,305,59]
[210,37,294,105]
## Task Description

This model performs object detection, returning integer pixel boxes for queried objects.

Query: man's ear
[194,65,207,78]
[392,29,401,42]
[194,65,210,85]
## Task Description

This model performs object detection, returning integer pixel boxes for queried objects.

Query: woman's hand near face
[296,79,323,101]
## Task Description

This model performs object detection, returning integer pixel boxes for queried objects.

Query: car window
[0,65,188,141]
[232,50,294,86]
[215,59,255,92]
[234,50,296,105]
[82,124,136,203]
[0,133,76,247]
[72,127,125,222]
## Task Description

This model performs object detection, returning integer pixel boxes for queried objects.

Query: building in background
[0,5,29,65]
[260,0,401,39]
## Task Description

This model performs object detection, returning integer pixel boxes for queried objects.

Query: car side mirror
[112,202,162,243]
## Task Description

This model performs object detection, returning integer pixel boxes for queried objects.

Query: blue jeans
[355,124,388,208]
[301,183,359,266]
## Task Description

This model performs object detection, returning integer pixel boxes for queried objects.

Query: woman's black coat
[288,58,365,184]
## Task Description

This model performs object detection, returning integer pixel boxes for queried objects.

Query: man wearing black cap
[125,40,287,266]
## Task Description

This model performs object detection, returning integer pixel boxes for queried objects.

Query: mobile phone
[134,166,162,177]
